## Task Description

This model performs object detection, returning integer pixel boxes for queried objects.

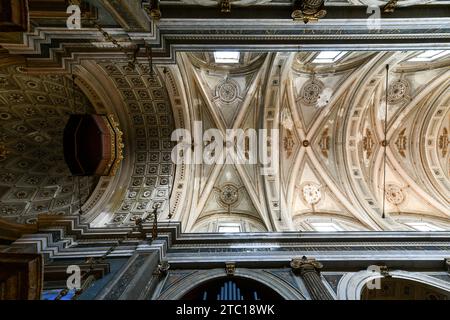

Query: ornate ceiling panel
[95,61,176,226]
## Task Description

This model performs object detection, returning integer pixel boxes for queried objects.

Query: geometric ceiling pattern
[96,61,175,227]
[0,63,98,224]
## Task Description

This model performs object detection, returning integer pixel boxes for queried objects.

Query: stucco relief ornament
[302,183,322,205]
[388,79,410,104]
[216,78,239,104]
[219,184,239,206]
[300,78,324,106]
[385,184,405,205]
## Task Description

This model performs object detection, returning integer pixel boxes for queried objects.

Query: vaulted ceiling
[0,49,448,232]
[165,50,450,232]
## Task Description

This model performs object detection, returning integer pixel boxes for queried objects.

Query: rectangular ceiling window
[310,222,342,232]
[408,50,449,62]
[218,223,241,233]
[312,51,347,64]
[214,51,240,64]
[405,222,444,232]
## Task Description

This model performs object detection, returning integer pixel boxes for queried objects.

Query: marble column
[290,256,334,300]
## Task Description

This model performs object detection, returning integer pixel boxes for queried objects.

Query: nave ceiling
[169,50,450,232]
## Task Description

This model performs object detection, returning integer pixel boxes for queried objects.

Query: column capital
[290,256,323,275]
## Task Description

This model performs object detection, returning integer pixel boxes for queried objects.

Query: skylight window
[408,50,449,62]
[218,223,241,233]
[312,51,347,64]
[310,222,342,232]
[405,222,444,232]
[214,51,240,64]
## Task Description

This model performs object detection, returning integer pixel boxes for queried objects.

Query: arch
[157,268,305,300]
[181,276,284,300]
[337,270,450,300]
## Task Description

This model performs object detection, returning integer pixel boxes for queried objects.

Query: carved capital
[290,256,323,275]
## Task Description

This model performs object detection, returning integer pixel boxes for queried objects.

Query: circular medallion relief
[388,79,410,104]
[300,79,324,106]
[219,184,239,206]
[385,184,405,205]
[216,79,239,103]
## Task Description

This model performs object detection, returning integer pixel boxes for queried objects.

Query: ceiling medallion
[388,79,410,104]
[302,183,322,206]
[385,184,405,206]
[218,184,240,207]
[300,78,324,106]
[216,78,239,104]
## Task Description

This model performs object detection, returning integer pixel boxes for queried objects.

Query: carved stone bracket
[292,0,327,24]
[225,262,236,276]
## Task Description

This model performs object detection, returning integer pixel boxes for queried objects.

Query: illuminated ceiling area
[1,49,447,233]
